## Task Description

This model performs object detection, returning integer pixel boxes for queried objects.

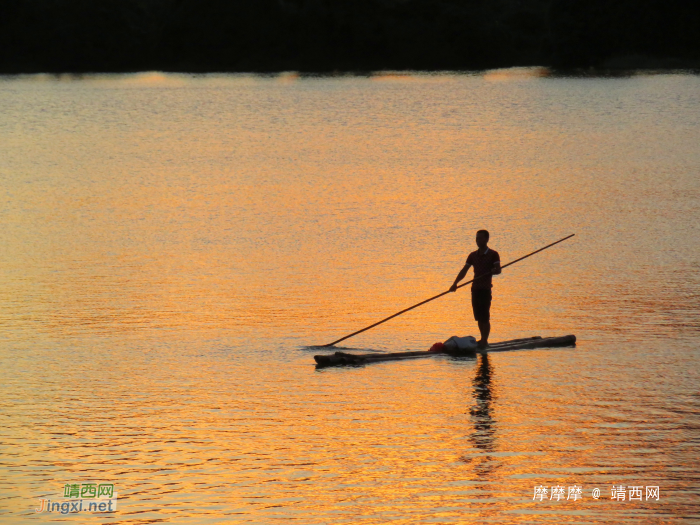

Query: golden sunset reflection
[1,72,698,523]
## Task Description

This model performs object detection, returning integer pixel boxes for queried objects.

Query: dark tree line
[0,0,698,73]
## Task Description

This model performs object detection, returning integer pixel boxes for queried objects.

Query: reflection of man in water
[449,230,501,348]
[460,353,497,472]
[470,353,495,452]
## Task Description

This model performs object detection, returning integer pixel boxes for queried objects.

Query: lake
[1,69,699,523]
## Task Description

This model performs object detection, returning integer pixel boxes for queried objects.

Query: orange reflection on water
[1,72,698,524]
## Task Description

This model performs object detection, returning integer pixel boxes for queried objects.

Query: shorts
[471,289,492,322]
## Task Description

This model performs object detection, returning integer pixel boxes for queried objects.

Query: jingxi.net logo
[35,483,118,515]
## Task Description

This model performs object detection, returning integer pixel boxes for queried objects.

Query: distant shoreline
[2,60,699,78]
[2,0,697,76]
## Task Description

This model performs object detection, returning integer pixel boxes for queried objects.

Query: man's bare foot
[477,340,489,349]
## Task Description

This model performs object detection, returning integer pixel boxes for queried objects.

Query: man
[449,230,501,348]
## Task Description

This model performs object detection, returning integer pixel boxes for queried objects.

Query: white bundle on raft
[443,335,478,351]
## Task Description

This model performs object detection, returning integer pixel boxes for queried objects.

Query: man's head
[476,229,489,249]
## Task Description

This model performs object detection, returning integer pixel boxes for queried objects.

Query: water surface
[1,70,699,523]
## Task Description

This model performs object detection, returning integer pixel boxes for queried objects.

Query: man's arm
[492,259,501,275]
[449,263,471,292]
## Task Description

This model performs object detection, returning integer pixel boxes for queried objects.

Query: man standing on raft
[449,230,501,348]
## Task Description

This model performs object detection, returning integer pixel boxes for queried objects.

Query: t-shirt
[466,248,500,290]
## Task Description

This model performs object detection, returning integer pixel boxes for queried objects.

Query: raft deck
[314,335,576,367]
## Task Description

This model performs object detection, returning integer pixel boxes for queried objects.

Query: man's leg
[477,319,490,346]
[474,290,492,348]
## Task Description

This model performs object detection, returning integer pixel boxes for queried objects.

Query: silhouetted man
[449,230,501,348]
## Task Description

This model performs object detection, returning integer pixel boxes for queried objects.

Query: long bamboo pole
[320,234,575,347]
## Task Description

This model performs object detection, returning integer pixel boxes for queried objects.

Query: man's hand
[449,283,457,292]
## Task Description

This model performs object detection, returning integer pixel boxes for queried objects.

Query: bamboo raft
[314,335,576,367]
